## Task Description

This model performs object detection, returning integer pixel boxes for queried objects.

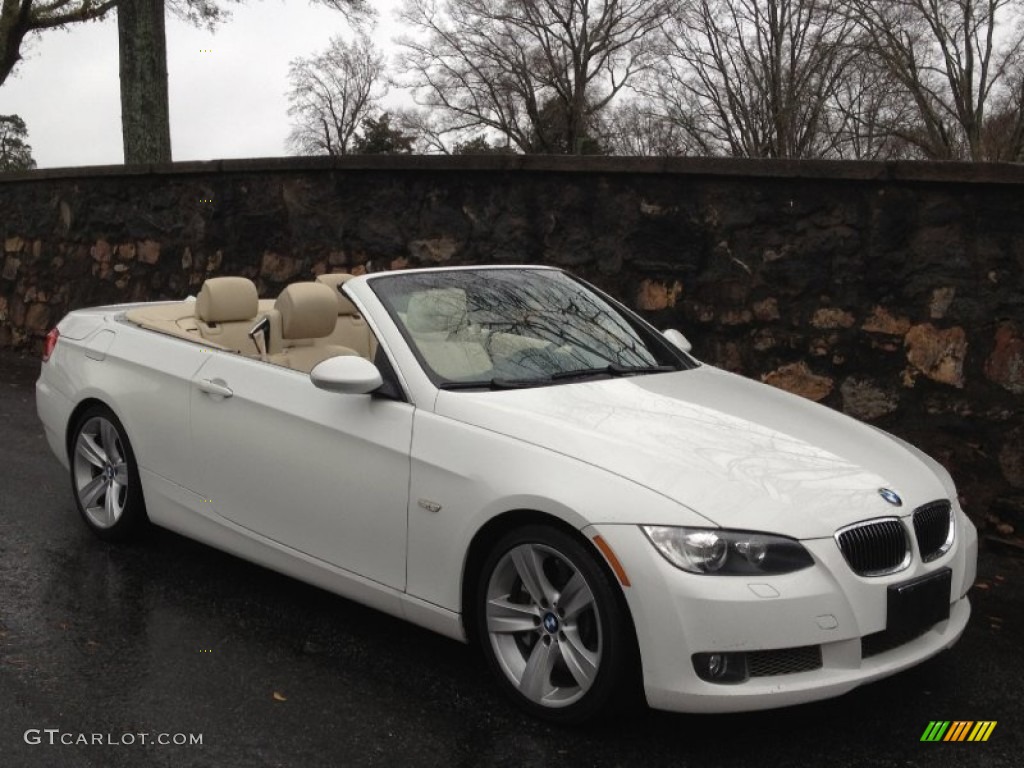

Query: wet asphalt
[0,349,1021,768]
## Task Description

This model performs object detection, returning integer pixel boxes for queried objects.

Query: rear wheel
[70,406,147,541]
[476,525,637,723]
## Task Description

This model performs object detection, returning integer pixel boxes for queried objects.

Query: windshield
[369,268,694,388]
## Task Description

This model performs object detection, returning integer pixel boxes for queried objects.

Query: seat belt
[248,316,271,361]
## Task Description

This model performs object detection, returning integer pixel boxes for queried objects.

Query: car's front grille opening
[861,625,931,658]
[913,500,953,562]
[835,518,910,576]
[748,645,823,677]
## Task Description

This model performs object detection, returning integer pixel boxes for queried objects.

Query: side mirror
[663,329,693,353]
[310,355,384,395]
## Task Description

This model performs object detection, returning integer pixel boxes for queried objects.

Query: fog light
[693,652,748,683]
[707,653,726,678]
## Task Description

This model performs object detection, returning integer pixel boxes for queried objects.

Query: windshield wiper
[438,378,551,391]
[550,363,677,381]
[438,364,677,391]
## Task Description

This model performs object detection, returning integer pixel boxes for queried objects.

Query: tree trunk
[118,0,172,164]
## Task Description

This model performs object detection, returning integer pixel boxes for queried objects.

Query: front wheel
[476,525,638,723]
[70,406,148,541]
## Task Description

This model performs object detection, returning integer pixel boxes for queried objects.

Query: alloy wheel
[72,416,130,530]
[485,542,603,708]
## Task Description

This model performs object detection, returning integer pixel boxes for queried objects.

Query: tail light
[42,327,59,362]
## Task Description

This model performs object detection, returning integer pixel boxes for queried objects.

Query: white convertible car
[36,265,977,722]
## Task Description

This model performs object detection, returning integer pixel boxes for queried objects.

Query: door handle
[196,378,234,398]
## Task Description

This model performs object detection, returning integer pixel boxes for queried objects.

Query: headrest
[274,282,338,340]
[196,277,259,323]
[406,288,468,335]
[315,273,359,316]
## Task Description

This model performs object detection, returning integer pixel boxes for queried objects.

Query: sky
[0,0,404,169]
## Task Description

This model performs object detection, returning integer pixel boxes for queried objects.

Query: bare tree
[981,60,1024,160]
[652,0,858,158]
[383,107,458,154]
[396,0,671,154]
[0,1,120,86]
[287,33,385,156]
[843,0,1024,160]
[117,1,371,164]
[1,1,371,164]
[827,49,920,159]
[599,99,697,155]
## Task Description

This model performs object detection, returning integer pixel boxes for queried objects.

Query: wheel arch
[65,397,140,469]
[459,509,640,654]
[65,398,113,459]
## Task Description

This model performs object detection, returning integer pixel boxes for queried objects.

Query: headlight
[641,526,814,575]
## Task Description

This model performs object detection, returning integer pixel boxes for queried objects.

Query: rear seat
[267,282,358,373]
[314,273,377,359]
[195,277,262,354]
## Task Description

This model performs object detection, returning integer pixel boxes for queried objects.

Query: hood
[434,366,948,539]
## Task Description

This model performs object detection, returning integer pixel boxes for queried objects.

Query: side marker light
[593,535,631,587]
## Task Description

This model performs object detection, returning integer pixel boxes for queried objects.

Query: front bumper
[586,511,977,714]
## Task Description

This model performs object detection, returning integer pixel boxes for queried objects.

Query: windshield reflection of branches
[375,270,662,382]
[469,272,655,371]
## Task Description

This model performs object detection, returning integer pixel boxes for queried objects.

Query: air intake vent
[748,645,823,677]
[913,500,954,562]
[835,518,909,576]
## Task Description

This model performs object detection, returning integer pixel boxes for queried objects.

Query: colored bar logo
[921,721,997,742]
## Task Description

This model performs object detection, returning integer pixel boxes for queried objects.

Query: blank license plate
[887,568,952,636]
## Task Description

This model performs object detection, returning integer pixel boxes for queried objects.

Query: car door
[187,351,413,591]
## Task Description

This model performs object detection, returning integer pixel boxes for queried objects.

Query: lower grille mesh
[748,645,823,677]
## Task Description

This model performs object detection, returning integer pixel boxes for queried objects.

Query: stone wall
[1,155,1022,531]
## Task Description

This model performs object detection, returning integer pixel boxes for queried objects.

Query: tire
[69,405,148,541]
[475,524,638,724]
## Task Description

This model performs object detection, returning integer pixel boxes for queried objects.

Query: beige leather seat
[314,273,376,359]
[195,277,261,354]
[268,282,357,373]
[406,288,491,379]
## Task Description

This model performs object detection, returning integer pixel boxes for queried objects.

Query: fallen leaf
[272,691,287,702]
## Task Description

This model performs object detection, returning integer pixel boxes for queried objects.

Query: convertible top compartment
[123,301,221,346]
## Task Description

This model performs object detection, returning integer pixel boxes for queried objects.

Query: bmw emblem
[542,613,559,634]
[878,488,903,507]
